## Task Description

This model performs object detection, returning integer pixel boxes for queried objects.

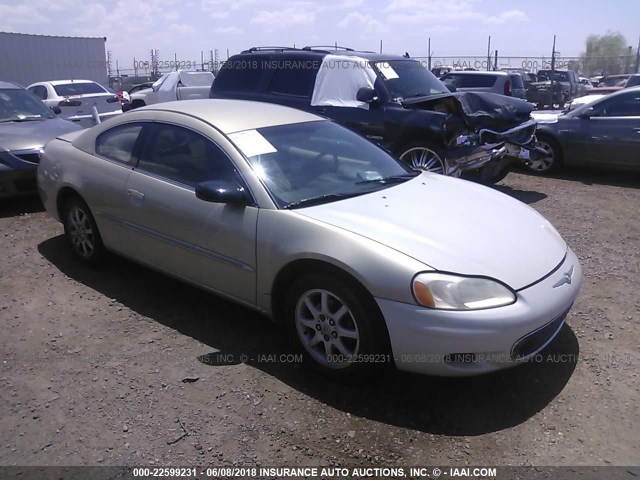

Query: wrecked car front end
[401,92,540,178]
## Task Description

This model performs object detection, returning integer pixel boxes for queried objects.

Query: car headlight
[412,272,516,310]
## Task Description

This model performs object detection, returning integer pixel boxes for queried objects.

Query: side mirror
[356,87,378,104]
[579,107,594,119]
[51,106,62,115]
[195,180,249,205]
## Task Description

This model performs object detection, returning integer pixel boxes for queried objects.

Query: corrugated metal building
[0,32,108,87]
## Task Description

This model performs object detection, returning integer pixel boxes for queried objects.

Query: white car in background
[27,80,122,127]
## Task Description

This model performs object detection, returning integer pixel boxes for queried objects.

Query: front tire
[398,142,446,174]
[526,134,562,174]
[285,273,389,378]
[62,197,105,266]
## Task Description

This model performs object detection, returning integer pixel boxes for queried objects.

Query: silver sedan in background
[38,99,581,378]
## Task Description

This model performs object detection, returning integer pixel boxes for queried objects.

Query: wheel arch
[56,186,86,220]
[271,258,393,353]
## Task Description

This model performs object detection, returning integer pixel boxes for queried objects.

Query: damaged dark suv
[210,47,539,183]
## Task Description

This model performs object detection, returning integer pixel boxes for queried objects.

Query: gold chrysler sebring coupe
[38,99,582,378]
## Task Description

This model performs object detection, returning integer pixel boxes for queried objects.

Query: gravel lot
[1,168,639,468]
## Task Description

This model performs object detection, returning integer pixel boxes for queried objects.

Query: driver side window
[595,93,640,117]
[138,124,240,187]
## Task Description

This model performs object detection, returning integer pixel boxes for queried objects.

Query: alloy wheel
[400,147,446,174]
[294,289,360,369]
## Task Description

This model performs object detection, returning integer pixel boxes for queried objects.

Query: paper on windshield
[229,130,277,158]
[377,63,399,80]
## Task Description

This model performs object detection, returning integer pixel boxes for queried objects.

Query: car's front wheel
[398,142,446,174]
[62,196,105,265]
[526,134,562,174]
[285,273,389,377]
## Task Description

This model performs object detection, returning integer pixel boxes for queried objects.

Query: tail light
[504,79,512,96]
[58,99,81,107]
[106,95,119,103]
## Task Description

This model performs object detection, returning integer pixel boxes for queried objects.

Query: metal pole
[174,53,178,71]
[428,37,431,70]
[201,51,204,71]
[486,36,491,70]
[494,50,498,71]
[636,36,640,73]
[549,35,556,109]
[625,46,632,74]
[380,40,383,54]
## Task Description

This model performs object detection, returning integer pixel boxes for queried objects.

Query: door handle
[128,189,144,200]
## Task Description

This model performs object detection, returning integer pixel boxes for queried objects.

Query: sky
[2,0,639,71]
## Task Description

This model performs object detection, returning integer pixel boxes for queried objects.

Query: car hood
[0,117,83,152]
[295,174,566,290]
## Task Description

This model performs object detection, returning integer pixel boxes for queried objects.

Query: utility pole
[548,35,557,109]
[486,36,491,70]
[380,40,383,54]
[636,36,640,73]
[494,50,498,71]
[428,37,431,70]
[625,45,632,74]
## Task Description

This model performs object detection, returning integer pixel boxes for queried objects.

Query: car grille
[14,178,37,192]
[510,307,570,360]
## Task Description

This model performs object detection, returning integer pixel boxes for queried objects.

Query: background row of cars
[2,47,639,198]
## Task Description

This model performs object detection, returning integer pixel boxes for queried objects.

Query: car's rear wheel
[62,197,105,265]
[398,143,446,174]
[526,134,562,174]
[285,273,389,378]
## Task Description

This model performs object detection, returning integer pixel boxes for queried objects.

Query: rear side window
[53,82,106,96]
[96,123,144,165]
[441,74,498,88]
[509,74,524,89]
[267,62,318,97]
[213,58,264,92]
[28,85,48,99]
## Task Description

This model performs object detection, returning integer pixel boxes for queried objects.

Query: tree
[580,31,636,76]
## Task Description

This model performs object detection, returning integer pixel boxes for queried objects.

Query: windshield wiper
[283,192,366,209]
[355,173,419,185]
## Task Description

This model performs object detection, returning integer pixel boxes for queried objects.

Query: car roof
[0,80,22,89]
[141,99,322,134]
[443,70,508,75]
[235,47,414,63]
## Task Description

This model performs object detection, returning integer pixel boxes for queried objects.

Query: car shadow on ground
[39,235,579,437]
[514,166,640,189]
[0,194,44,218]
[491,184,547,204]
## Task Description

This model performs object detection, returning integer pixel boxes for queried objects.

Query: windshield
[53,82,106,96]
[229,121,416,209]
[538,71,569,82]
[0,88,55,122]
[374,60,449,99]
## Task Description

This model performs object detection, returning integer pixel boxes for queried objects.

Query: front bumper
[376,248,582,376]
[0,149,41,198]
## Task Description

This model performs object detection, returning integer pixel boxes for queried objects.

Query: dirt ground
[1,168,639,468]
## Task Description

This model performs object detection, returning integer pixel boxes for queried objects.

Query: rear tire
[285,273,390,378]
[62,196,105,266]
